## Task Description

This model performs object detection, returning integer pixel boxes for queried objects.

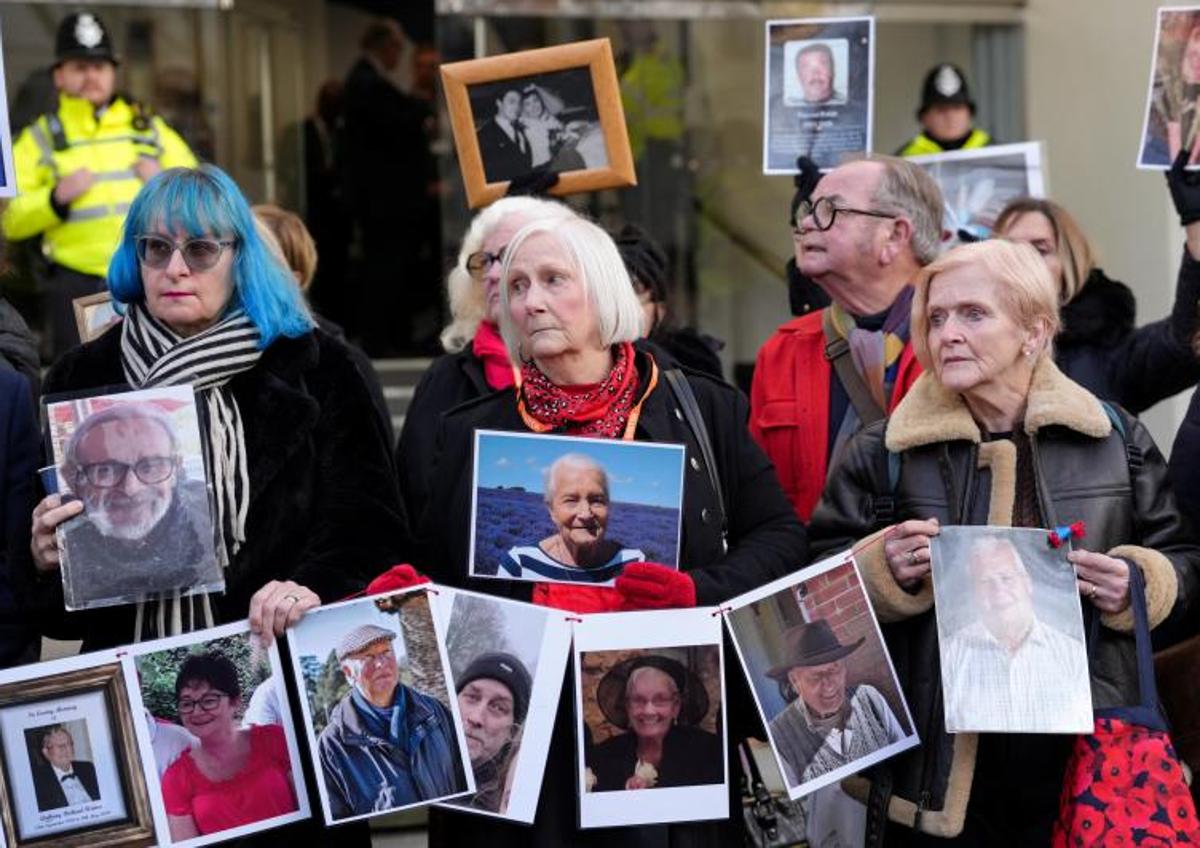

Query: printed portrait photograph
[1139,6,1200,168]
[0,658,154,847]
[441,38,636,208]
[469,430,685,586]
[438,588,571,823]
[763,16,874,173]
[287,588,472,824]
[71,292,121,345]
[43,384,223,611]
[468,67,610,184]
[0,23,13,199]
[725,556,918,799]
[572,608,728,828]
[930,526,1093,734]
[129,622,308,845]
[909,142,1047,247]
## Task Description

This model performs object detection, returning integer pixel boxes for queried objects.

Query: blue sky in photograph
[291,595,416,667]
[475,431,685,509]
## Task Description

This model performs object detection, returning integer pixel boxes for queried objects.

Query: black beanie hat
[457,652,532,723]
[614,223,669,304]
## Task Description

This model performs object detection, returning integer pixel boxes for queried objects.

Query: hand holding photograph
[43,385,223,611]
[1139,6,1200,168]
[469,430,685,586]
[930,526,1092,734]
[441,38,636,208]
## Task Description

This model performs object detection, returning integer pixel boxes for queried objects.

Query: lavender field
[473,487,680,575]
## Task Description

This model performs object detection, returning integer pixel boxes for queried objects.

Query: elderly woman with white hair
[395,195,575,518]
[421,215,805,845]
[807,239,1200,844]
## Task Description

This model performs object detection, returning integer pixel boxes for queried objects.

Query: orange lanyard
[514,355,659,442]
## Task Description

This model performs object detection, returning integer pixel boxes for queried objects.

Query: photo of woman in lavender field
[469,431,685,585]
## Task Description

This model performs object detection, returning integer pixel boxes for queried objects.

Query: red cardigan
[749,310,922,521]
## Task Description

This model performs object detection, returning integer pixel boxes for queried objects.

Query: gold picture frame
[0,664,155,848]
[71,292,120,345]
[441,38,637,209]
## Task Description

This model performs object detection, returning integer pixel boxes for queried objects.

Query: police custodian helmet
[917,63,974,118]
[55,11,118,65]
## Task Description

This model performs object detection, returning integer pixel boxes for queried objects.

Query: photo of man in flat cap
[766,619,907,787]
[316,622,467,819]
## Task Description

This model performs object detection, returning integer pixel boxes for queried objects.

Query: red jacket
[749,309,922,521]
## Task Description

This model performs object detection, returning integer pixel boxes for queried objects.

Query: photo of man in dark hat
[765,619,906,787]
[454,651,531,813]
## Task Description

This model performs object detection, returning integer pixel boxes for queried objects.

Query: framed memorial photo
[1138,6,1200,169]
[763,17,874,174]
[724,552,918,801]
[286,587,473,824]
[71,293,121,345]
[126,621,309,846]
[930,526,1092,734]
[433,588,572,823]
[441,38,636,208]
[0,653,155,847]
[908,142,1047,247]
[573,608,728,829]
[469,430,685,586]
[43,385,223,611]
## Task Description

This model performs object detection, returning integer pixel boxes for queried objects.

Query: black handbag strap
[1086,559,1160,718]
[663,368,728,549]
[822,309,886,425]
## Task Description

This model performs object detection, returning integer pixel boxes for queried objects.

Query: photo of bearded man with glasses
[54,398,221,608]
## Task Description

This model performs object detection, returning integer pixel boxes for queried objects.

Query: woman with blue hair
[28,164,410,648]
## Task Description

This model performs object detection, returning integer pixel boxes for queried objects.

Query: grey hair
[966,535,1029,578]
[543,453,608,504]
[440,197,577,353]
[625,666,679,700]
[864,154,945,266]
[63,403,180,475]
[497,217,644,364]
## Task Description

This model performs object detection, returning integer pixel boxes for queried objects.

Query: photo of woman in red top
[161,653,298,839]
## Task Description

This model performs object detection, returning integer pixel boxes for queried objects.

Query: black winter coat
[396,347,493,519]
[1056,257,1200,413]
[807,359,1200,844]
[421,346,808,848]
[24,327,411,650]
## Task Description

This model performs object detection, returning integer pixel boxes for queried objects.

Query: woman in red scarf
[395,196,576,519]
[419,215,807,846]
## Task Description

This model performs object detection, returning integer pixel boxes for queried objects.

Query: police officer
[2,11,197,359]
[895,63,993,156]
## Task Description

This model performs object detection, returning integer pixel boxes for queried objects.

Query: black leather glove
[1167,148,1200,226]
[789,156,822,226]
[505,166,560,198]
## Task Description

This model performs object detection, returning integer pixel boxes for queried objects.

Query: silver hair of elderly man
[542,453,610,504]
[62,402,182,472]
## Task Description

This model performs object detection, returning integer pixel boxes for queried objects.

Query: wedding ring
[1088,583,1098,600]
[906,550,918,565]
[284,594,301,605]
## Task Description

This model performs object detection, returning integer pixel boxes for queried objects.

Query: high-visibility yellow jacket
[2,93,197,277]
[895,128,992,158]
[620,48,686,160]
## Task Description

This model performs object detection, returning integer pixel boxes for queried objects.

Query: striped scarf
[120,303,262,639]
[825,287,914,411]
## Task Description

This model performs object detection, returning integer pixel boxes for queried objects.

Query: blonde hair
[440,196,576,353]
[252,204,318,290]
[994,198,1095,304]
[497,217,644,364]
[911,240,1061,370]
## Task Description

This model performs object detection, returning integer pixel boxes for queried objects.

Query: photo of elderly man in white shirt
[938,533,1092,733]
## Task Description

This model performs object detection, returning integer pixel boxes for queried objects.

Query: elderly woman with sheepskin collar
[806,238,1200,845]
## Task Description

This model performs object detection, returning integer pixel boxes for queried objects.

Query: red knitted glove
[615,562,696,611]
[366,564,431,595]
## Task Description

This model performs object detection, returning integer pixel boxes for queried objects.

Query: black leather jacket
[808,360,1199,839]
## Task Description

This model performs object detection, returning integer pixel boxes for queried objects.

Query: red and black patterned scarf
[518,342,640,439]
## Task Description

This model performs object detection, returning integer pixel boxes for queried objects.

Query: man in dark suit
[341,18,440,356]
[32,725,100,810]
[477,88,534,183]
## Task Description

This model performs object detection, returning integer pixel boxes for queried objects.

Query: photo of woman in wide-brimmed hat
[585,653,722,792]
[765,619,907,787]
